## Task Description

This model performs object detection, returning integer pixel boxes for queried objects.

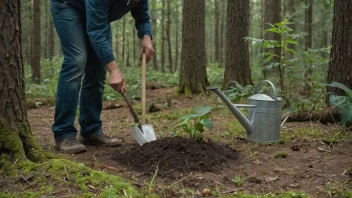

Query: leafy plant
[232,175,244,186]
[177,106,213,140]
[245,19,306,95]
[275,152,288,158]
[328,82,352,126]
[225,81,253,102]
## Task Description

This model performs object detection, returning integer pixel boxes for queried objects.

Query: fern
[328,82,352,126]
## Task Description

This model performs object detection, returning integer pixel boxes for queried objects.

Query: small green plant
[328,82,352,126]
[225,81,253,101]
[275,152,288,158]
[177,106,213,140]
[232,175,244,186]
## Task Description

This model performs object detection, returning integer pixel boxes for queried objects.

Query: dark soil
[113,136,240,178]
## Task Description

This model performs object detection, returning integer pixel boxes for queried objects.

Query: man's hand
[106,61,126,93]
[140,35,154,63]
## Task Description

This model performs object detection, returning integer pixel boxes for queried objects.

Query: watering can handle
[277,94,291,127]
[254,80,278,101]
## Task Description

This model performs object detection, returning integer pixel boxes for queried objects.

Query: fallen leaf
[201,188,212,196]
[290,183,299,188]
[264,176,279,183]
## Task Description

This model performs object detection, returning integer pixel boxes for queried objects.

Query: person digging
[50,0,154,154]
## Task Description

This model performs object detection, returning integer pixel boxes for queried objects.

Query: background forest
[22,0,340,114]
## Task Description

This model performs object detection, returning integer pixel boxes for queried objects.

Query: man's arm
[131,0,153,40]
[85,0,125,93]
[85,0,114,66]
[131,0,154,62]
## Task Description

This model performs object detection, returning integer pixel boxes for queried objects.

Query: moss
[4,158,140,197]
[219,191,310,198]
[275,152,288,158]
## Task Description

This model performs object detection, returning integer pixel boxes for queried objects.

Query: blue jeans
[50,0,111,141]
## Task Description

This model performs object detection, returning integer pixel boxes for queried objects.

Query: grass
[0,159,140,197]
[275,152,289,158]
[232,175,244,186]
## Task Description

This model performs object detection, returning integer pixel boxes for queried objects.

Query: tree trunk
[133,25,136,67]
[161,0,165,73]
[32,0,41,84]
[44,0,48,59]
[327,0,352,96]
[214,0,220,63]
[115,31,119,60]
[264,0,281,78]
[222,0,252,90]
[150,1,158,71]
[122,16,126,61]
[174,0,180,72]
[166,0,173,73]
[0,0,45,163]
[288,0,295,51]
[303,0,313,95]
[178,0,209,98]
[219,0,226,66]
[48,14,54,59]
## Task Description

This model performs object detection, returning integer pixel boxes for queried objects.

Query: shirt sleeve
[131,0,153,39]
[85,0,115,65]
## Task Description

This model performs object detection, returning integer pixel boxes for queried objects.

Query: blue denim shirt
[84,0,152,65]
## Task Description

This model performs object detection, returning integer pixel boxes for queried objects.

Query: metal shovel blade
[132,124,156,146]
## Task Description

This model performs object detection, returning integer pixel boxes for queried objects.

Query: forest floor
[1,87,352,197]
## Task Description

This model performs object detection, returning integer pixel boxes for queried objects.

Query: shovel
[120,54,156,145]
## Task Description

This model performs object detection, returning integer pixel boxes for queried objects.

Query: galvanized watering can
[208,80,291,143]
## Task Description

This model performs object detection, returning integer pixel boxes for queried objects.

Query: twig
[123,189,127,197]
[221,188,244,195]
[64,166,69,178]
[185,160,190,172]
[341,169,347,176]
[213,180,224,186]
[13,158,18,166]
[148,164,159,191]
[170,173,193,187]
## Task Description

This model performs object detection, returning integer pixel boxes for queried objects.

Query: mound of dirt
[113,136,239,177]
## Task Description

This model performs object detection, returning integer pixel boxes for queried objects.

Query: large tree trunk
[219,0,226,66]
[161,0,165,73]
[303,0,313,96]
[264,0,281,78]
[222,0,252,90]
[48,14,55,59]
[150,1,158,71]
[174,0,180,72]
[214,0,220,63]
[288,0,295,51]
[32,0,41,84]
[166,0,173,73]
[0,0,45,162]
[178,0,209,98]
[122,16,126,61]
[327,0,352,96]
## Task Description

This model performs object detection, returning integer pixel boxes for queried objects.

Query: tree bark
[122,16,126,61]
[0,0,46,162]
[161,0,165,73]
[327,0,352,96]
[178,0,209,98]
[264,0,281,78]
[174,0,180,72]
[288,0,295,51]
[150,0,158,71]
[166,0,173,73]
[214,0,220,63]
[32,0,41,84]
[303,0,313,95]
[219,0,226,66]
[222,0,252,90]
[48,14,54,59]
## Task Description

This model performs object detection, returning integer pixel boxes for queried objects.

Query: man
[50,0,154,154]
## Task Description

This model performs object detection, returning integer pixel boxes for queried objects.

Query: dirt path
[26,87,352,197]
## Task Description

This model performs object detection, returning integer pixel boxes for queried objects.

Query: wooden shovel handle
[141,53,146,125]
[121,92,140,124]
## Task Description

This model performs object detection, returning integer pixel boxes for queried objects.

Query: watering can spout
[208,86,252,133]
